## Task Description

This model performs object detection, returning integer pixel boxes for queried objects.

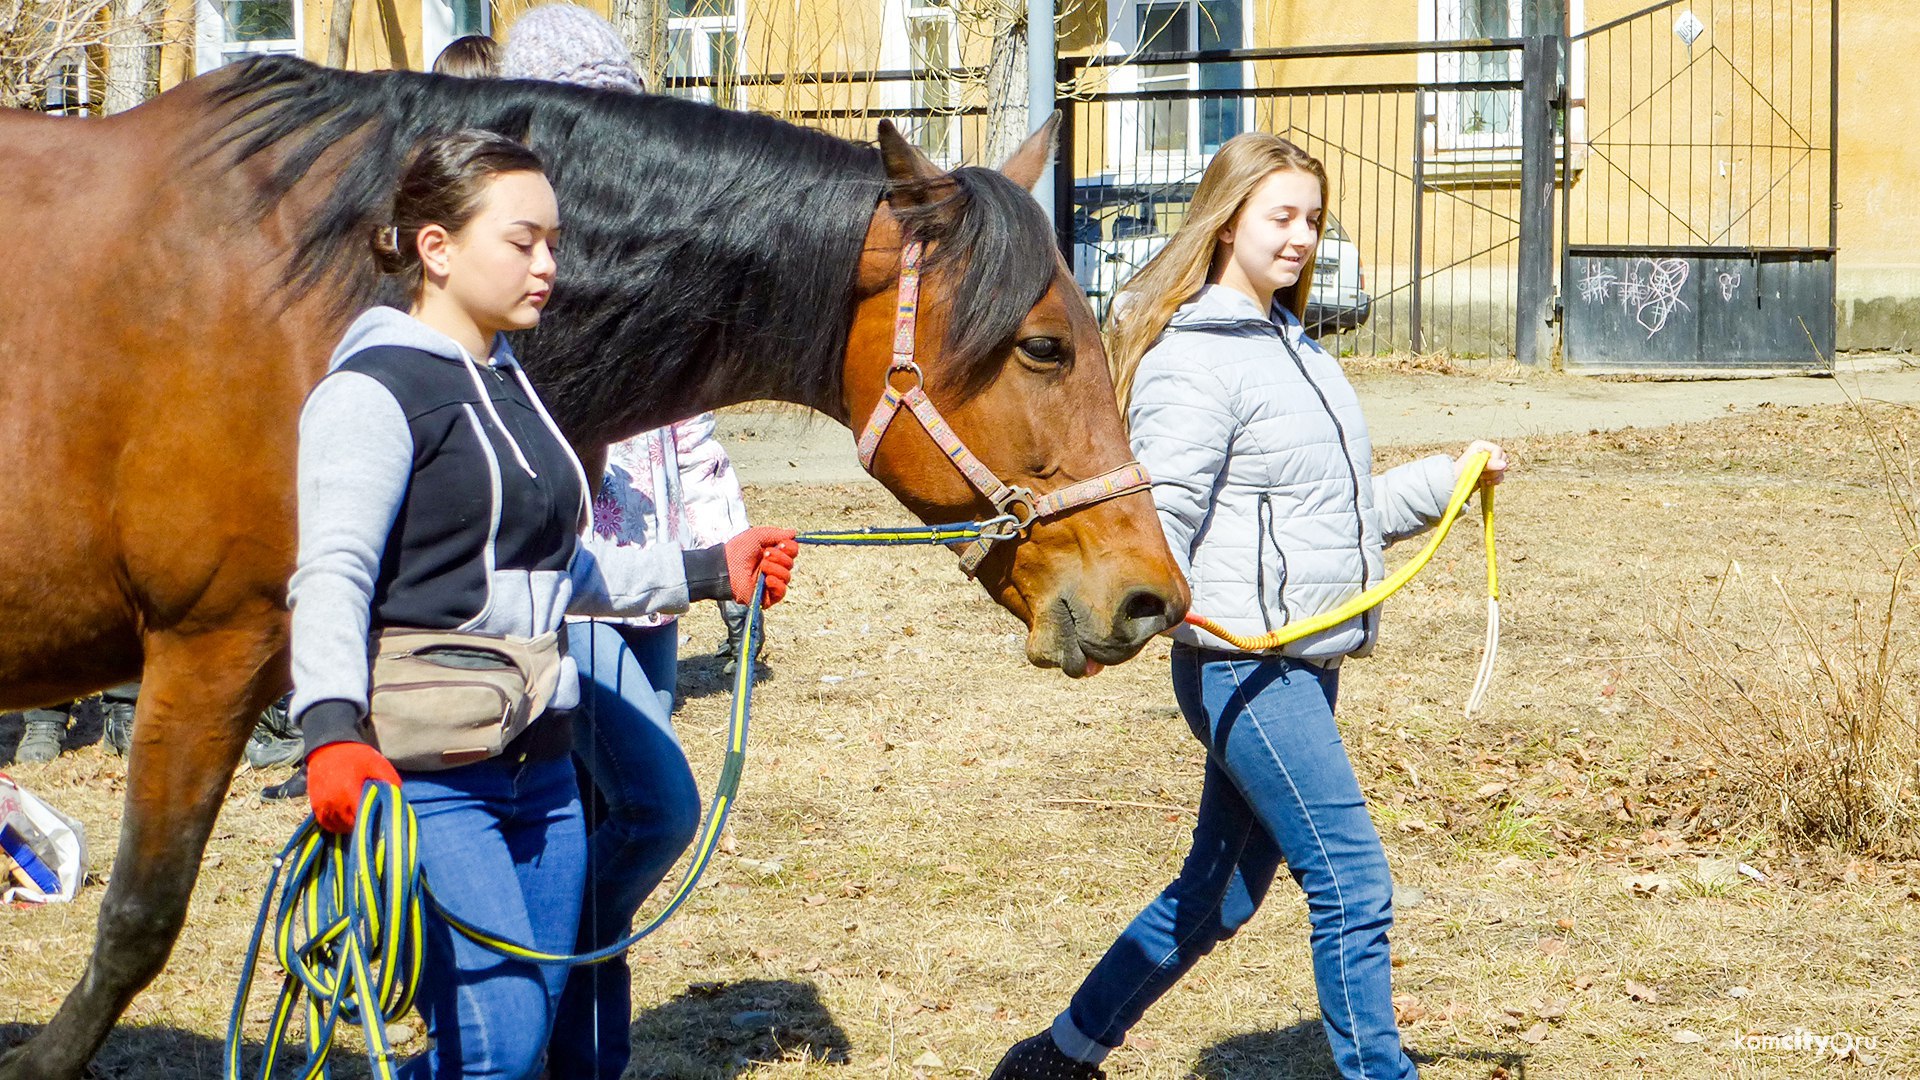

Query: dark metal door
[1559,0,1839,371]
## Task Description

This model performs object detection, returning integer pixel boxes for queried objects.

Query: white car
[1073,210,1372,338]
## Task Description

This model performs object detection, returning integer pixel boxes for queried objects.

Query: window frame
[194,0,303,76]
[902,0,960,165]
[667,0,745,109]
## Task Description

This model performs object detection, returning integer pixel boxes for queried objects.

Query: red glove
[724,527,799,607]
[307,741,402,834]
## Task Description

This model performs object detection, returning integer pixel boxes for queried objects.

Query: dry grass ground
[6,402,1920,1078]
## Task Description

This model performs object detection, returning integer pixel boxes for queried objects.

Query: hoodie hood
[328,306,519,372]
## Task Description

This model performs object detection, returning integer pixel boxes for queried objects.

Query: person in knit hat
[502,10,760,1079]
[502,3,645,91]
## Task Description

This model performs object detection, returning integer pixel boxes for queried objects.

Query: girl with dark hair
[499,15,756,1078]
[988,134,1508,1080]
[289,127,798,1078]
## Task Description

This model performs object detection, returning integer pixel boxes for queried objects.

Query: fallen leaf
[1727,985,1750,999]
[1392,995,1428,1024]
[803,893,829,907]
[1518,1022,1549,1045]
[1625,873,1676,898]
[912,1050,945,1069]
[1672,1029,1703,1044]
[1623,980,1660,1003]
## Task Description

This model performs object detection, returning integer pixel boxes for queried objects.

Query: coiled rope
[223,520,1002,1080]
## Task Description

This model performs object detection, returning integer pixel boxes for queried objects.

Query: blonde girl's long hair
[1106,134,1329,413]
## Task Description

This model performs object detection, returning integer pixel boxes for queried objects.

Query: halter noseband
[854,238,1153,577]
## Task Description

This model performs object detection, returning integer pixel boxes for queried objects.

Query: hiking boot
[245,697,303,770]
[13,711,68,765]
[987,1032,1106,1080]
[717,600,768,679]
[262,765,308,802]
[101,701,135,757]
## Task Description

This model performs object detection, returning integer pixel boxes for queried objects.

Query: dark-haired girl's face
[429,169,561,337]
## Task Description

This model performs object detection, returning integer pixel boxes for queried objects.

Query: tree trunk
[609,0,668,90]
[984,14,1028,165]
[326,0,353,68]
[101,0,154,114]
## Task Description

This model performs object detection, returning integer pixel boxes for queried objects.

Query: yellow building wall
[153,0,1912,347]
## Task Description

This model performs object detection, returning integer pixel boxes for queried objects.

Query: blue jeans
[402,753,586,1080]
[549,620,701,1080]
[1055,646,1416,1080]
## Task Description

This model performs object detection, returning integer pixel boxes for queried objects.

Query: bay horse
[0,56,1187,1077]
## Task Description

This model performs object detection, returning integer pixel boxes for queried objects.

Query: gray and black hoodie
[289,307,731,756]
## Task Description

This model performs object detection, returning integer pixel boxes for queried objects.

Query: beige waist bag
[366,628,564,771]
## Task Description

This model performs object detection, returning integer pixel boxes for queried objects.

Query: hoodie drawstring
[458,347,539,480]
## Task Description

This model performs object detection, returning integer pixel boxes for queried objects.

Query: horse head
[843,120,1189,676]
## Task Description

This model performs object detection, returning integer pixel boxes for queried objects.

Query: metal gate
[1053,40,1531,358]
[1559,0,1839,370]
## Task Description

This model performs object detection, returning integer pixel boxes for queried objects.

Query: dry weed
[1650,402,1920,856]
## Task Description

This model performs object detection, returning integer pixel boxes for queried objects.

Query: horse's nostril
[1118,587,1171,626]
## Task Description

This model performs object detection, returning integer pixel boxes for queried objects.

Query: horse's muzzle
[1028,584,1188,676]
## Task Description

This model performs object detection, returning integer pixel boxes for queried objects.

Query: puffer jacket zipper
[1256,494,1290,633]
[1276,327,1372,636]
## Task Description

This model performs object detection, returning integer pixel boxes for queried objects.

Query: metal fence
[665,68,991,169]
[674,0,1840,369]
[1053,41,1531,358]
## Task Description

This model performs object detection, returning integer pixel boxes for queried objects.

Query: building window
[195,0,301,74]
[44,53,92,115]
[1131,0,1243,158]
[425,0,491,74]
[667,0,742,109]
[1428,0,1520,150]
[905,0,958,162]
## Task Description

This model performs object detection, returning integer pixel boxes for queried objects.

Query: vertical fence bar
[1410,87,1425,353]
[1516,3,1559,365]
[1053,63,1076,258]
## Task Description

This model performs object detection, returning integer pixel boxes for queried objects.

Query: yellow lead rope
[1182,451,1501,717]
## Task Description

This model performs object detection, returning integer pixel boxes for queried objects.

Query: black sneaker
[14,712,68,764]
[245,697,303,770]
[262,766,308,801]
[988,1032,1106,1080]
[102,701,135,757]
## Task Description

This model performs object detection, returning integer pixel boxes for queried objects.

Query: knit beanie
[502,4,643,92]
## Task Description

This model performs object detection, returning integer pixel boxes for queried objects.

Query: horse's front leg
[0,623,284,1080]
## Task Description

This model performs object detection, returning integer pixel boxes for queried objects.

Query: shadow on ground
[1193,1023,1527,1079]
[625,977,851,1079]
[672,653,774,706]
[0,1023,334,1080]
[2,978,849,1079]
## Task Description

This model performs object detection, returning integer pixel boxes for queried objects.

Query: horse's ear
[999,111,1061,193]
[878,119,951,211]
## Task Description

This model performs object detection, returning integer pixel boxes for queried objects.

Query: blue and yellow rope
[225,521,1003,1079]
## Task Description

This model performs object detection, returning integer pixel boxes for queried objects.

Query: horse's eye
[1019,337,1063,363]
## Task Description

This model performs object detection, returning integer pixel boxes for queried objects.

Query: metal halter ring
[995,486,1039,532]
[884,360,924,395]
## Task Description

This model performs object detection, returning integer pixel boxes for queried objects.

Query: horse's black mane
[205,56,1056,439]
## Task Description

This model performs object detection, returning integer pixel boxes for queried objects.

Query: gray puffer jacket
[1129,285,1457,661]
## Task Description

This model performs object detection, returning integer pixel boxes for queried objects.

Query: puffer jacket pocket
[1255,494,1290,633]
